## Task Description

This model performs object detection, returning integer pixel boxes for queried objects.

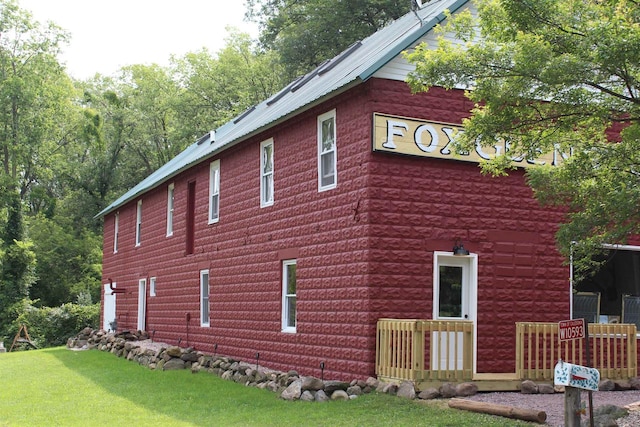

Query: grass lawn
[0,347,533,426]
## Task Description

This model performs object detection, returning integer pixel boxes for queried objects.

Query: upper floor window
[166,183,175,236]
[113,212,119,253]
[282,259,297,333]
[209,160,220,223]
[260,138,274,207]
[135,200,142,246]
[318,109,337,191]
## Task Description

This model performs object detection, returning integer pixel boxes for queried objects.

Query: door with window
[432,252,477,372]
[103,283,117,331]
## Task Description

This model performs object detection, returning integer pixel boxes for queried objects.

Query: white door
[433,252,477,371]
[137,278,147,331]
[103,283,117,331]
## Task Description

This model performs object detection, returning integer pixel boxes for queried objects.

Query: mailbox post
[556,318,597,427]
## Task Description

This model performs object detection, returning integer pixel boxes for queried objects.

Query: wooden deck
[376,319,638,391]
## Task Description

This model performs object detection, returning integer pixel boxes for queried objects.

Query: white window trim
[209,160,220,224]
[317,109,337,192]
[113,212,119,253]
[166,183,174,237]
[200,269,210,327]
[149,276,156,297]
[137,278,147,331]
[135,200,142,247]
[281,259,297,333]
[260,138,274,208]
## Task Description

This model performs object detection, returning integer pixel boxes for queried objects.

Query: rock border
[66,328,640,403]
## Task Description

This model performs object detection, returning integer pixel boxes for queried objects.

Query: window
[166,183,175,236]
[209,160,220,223]
[135,200,142,246]
[113,212,119,253]
[282,259,297,333]
[150,276,156,297]
[260,138,274,207]
[200,270,210,327]
[318,109,337,191]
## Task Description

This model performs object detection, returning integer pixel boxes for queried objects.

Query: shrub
[10,300,99,349]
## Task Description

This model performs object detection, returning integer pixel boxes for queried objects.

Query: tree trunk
[448,398,547,424]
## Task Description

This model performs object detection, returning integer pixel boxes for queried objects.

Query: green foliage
[10,299,99,348]
[27,214,102,307]
[247,0,410,77]
[405,0,640,274]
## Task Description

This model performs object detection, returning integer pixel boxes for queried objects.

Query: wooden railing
[376,318,474,382]
[516,322,638,381]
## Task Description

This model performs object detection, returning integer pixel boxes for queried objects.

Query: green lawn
[0,348,533,426]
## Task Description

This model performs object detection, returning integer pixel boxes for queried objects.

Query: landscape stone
[281,379,302,401]
[520,380,538,394]
[455,382,478,397]
[163,358,186,370]
[300,390,315,401]
[599,379,616,391]
[538,383,555,394]
[330,390,349,400]
[315,390,330,402]
[301,376,324,391]
[418,388,440,400]
[439,383,457,398]
[397,381,416,399]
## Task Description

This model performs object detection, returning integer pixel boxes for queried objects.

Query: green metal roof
[97,0,470,218]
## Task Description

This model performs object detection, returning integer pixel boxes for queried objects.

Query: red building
[98,0,640,385]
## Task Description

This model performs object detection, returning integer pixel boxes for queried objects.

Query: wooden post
[584,321,594,427]
[564,386,582,427]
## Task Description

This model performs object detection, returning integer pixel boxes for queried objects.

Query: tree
[404,0,640,275]
[247,0,409,78]
[0,0,74,200]
[171,30,287,133]
[0,191,36,336]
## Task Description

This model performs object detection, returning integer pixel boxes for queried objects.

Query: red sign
[558,318,586,341]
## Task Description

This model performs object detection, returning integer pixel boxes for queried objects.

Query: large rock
[301,376,324,391]
[315,390,330,402]
[599,379,616,391]
[418,388,440,400]
[323,380,349,394]
[281,379,302,401]
[584,404,628,427]
[538,383,555,394]
[455,382,478,397]
[439,383,457,398]
[520,380,539,394]
[397,381,416,399]
[331,390,349,401]
[165,346,182,358]
[162,358,186,370]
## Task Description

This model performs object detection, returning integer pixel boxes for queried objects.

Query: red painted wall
[102,78,572,379]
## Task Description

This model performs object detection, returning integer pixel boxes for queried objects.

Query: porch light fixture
[453,241,470,256]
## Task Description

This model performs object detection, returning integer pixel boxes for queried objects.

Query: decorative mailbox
[554,360,600,391]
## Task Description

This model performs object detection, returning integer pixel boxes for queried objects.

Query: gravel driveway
[466,390,640,426]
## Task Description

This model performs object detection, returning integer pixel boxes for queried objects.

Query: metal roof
[96,0,469,218]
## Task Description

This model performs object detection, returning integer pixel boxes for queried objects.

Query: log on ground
[448,398,547,424]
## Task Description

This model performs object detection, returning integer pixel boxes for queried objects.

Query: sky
[19,0,259,79]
